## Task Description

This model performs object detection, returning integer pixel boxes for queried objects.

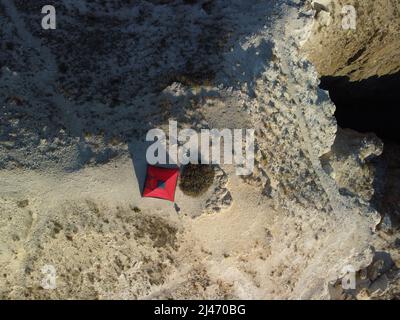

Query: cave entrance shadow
[320,71,400,230]
[320,71,400,142]
[127,140,153,196]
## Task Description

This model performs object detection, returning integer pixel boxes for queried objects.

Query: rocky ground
[304,0,400,299]
[0,0,399,299]
[303,0,400,81]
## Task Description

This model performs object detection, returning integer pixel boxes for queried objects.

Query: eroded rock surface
[303,0,400,81]
[321,128,383,202]
[303,0,400,299]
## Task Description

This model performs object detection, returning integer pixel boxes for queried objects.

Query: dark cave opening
[320,71,400,143]
[320,71,400,229]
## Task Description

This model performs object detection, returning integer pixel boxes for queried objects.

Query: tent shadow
[128,138,180,197]
[128,140,153,196]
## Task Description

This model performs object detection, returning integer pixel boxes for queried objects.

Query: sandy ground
[0,156,280,299]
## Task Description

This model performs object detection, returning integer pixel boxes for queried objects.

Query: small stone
[368,275,389,295]
[367,260,384,282]
[17,199,29,208]
[380,214,393,232]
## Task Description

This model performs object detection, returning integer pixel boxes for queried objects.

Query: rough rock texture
[303,0,400,300]
[1,202,180,299]
[375,143,400,231]
[0,0,386,299]
[321,128,383,202]
[303,0,400,81]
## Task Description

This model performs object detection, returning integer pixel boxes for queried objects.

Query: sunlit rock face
[303,0,400,81]
[304,0,400,299]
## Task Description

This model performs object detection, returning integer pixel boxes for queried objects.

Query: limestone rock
[321,128,383,202]
[303,0,400,81]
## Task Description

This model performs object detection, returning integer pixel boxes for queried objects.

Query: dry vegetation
[179,164,215,197]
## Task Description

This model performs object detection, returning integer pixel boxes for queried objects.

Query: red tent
[143,165,179,202]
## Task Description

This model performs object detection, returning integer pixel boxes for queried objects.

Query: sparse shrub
[109,136,121,146]
[175,71,215,87]
[17,199,29,208]
[83,131,93,139]
[179,164,215,197]
[133,206,141,213]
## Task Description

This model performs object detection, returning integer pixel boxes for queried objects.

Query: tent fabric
[143,165,179,202]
